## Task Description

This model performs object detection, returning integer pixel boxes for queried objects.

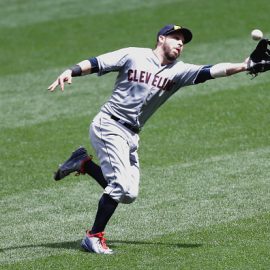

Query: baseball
[251,29,263,41]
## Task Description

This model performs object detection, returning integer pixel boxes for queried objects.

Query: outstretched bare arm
[210,61,248,78]
[48,60,92,92]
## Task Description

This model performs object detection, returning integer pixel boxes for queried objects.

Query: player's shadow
[109,240,202,249]
[0,239,202,253]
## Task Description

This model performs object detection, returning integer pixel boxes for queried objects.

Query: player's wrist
[69,64,82,77]
[243,61,249,71]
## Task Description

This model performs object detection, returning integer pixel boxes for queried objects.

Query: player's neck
[153,47,174,66]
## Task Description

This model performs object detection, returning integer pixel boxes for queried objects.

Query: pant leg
[90,113,140,204]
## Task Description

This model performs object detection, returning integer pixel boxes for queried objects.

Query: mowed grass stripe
[1,146,269,265]
[1,78,269,195]
[1,0,269,76]
[1,56,270,129]
[0,0,182,28]
[2,212,269,270]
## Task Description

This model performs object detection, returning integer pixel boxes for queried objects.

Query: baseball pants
[90,112,140,204]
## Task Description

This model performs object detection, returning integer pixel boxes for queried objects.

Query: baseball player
[48,24,270,254]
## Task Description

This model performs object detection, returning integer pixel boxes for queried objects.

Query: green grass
[1,0,270,269]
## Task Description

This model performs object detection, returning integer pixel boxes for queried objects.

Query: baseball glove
[247,38,270,77]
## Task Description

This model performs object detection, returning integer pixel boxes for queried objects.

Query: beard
[163,43,180,62]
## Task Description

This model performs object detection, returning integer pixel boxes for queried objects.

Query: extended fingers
[59,77,65,91]
[48,80,59,92]
[48,70,72,92]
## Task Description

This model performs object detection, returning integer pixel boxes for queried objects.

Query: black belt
[111,115,140,134]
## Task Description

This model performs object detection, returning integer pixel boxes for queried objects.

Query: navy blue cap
[157,24,193,44]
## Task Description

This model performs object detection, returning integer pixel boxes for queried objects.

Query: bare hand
[48,69,72,92]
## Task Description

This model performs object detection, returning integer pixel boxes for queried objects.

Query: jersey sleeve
[174,63,214,88]
[194,65,214,84]
[95,48,131,76]
[175,63,203,87]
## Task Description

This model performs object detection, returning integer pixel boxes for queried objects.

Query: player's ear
[157,35,166,44]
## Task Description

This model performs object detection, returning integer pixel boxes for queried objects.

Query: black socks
[91,194,118,234]
[83,159,107,189]
[82,159,118,234]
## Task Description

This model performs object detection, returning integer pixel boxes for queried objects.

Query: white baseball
[251,29,263,41]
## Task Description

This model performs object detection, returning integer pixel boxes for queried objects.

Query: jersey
[94,47,204,128]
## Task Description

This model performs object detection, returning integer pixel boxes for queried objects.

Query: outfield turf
[1,0,270,269]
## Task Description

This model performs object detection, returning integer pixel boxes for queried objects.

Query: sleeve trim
[194,65,214,84]
[89,57,99,73]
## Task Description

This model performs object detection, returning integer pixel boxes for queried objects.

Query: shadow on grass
[0,239,202,252]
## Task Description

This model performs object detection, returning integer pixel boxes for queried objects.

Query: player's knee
[106,181,139,204]
[121,190,138,204]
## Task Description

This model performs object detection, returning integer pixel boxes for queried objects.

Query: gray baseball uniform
[50,24,250,254]
[89,47,205,203]
[96,47,203,127]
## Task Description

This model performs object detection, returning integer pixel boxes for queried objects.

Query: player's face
[162,32,184,62]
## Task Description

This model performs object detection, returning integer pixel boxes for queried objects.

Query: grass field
[1,0,270,269]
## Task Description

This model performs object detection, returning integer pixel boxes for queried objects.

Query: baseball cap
[157,24,193,44]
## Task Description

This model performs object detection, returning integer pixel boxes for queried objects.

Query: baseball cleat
[54,146,91,181]
[81,230,113,255]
